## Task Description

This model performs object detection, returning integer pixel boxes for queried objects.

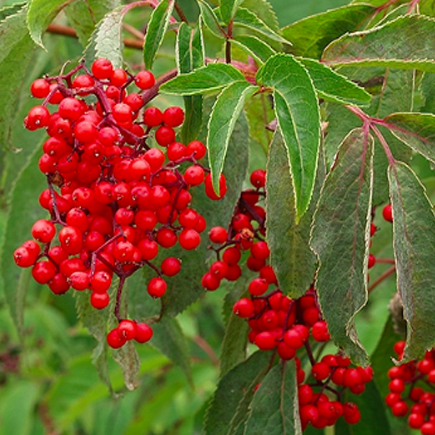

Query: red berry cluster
[386,341,435,434]
[14,58,224,349]
[205,169,373,431]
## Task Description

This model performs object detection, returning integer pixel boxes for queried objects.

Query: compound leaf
[311,128,374,365]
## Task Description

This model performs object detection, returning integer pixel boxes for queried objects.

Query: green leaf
[143,0,174,70]
[220,0,244,24]
[299,58,371,106]
[232,7,287,44]
[238,0,279,32]
[266,130,322,299]
[388,161,435,360]
[160,63,245,96]
[282,4,375,59]
[65,0,120,47]
[27,0,72,48]
[323,15,435,72]
[311,128,374,365]
[197,0,225,39]
[256,54,320,221]
[0,2,26,20]
[151,316,192,383]
[244,361,302,435]
[112,341,141,391]
[384,113,435,164]
[204,351,272,435]
[208,81,258,194]
[232,35,275,64]
[176,22,205,143]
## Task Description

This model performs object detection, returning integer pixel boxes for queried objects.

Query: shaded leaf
[143,0,174,69]
[204,351,272,435]
[232,35,275,64]
[160,63,245,95]
[27,0,72,48]
[112,341,141,391]
[282,4,375,59]
[311,128,374,365]
[323,15,435,72]
[198,0,225,38]
[388,161,435,360]
[245,93,274,153]
[220,0,244,25]
[256,54,320,221]
[208,81,258,193]
[299,58,371,106]
[244,361,301,435]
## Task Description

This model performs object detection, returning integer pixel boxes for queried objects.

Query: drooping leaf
[197,0,226,39]
[220,0,244,25]
[388,161,435,360]
[143,0,174,69]
[323,15,435,72]
[266,130,321,299]
[282,4,375,59]
[204,351,272,435]
[176,22,205,143]
[208,81,258,193]
[65,0,120,47]
[299,58,371,106]
[232,35,275,64]
[151,316,192,383]
[384,112,435,164]
[160,63,245,95]
[244,361,302,435]
[256,54,320,221]
[311,128,374,365]
[112,341,141,391]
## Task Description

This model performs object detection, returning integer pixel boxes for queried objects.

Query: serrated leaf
[220,0,244,24]
[204,351,271,435]
[388,161,435,360]
[27,0,72,48]
[0,2,26,20]
[299,58,371,106]
[160,63,245,96]
[238,0,279,31]
[176,22,205,143]
[244,361,302,435]
[112,341,140,391]
[256,54,320,221]
[198,0,225,38]
[232,7,287,44]
[323,15,435,72]
[143,0,174,69]
[385,112,435,164]
[311,128,374,365]
[208,81,257,193]
[282,4,375,59]
[232,35,275,63]
[151,316,192,383]
[266,130,321,299]
[65,0,120,47]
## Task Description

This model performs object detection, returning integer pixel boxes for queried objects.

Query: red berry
[143,107,163,127]
[186,140,206,159]
[162,106,184,127]
[32,219,56,243]
[92,58,114,80]
[179,229,201,250]
[184,165,204,186]
[383,203,393,222]
[233,298,255,318]
[201,272,221,291]
[32,261,57,284]
[25,106,50,130]
[107,327,127,349]
[118,319,137,340]
[30,79,50,98]
[135,323,153,343]
[250,169,266,188]
[209,226,228,244]
[248,278,268,296]
[254,331,276,350]
[135,70,155,89]
[204,173,227,200]
[90,292,109,309]
[155,126,175,146]
[147,277,167,298]
[161,257,181,276]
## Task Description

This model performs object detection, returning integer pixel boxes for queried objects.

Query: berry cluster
[386,341,435,434]
[204,169,373,431]
[14,58,223,349]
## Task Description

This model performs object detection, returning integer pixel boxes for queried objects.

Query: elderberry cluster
[204,169,374,431]
[14,58,224,349]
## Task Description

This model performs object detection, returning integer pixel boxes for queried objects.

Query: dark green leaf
[160,63,245,95]
[151,316,192,383]
[204,351,272,435]
[311,128,374,365]
[208,81,258,194]
[65,0,120,47]
[232,35,275,64]
[0,2,26,20]
[143,0,174,70]
[27,0,71,48]
[266,130,320,299]
[220,0,244,24]
[323,15,435,72]
[299,58,371,106]
[244,361,301,435]
[385,113,435,164]
[388,161,435,360]
[112,341,141,391]
[197,0,225,38]
[256,54,320,221]
[282,4,375,59]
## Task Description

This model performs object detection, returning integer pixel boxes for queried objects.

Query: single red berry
[391,400,408,417]
[32,261,57,284]
[201,272,221,291]
[184,165,204,186]
[107,327,126,349]
[155,125,175,146]
[30,79,50,98]
[368,253,376,269]
[421,422,435,435]
[222,247,241,265]
[210,261,228,280]
[135,323,153,343]
[92,58,114,80]
[110,68,128,87]
[250,169,266,188]
[135,70,155,89]
[254,331,276,350]
[161,257,181,276]
[383,203,393,222]
[209,226,228,244]
[25,105,50,130]
[147,277,167,298]
[233,298,255,318]
[248,278,268,296]
[143,106,163,127]
[90,292,109,309]
[162,106,184,127]
[32,219,56,243]
[186,140,206,159]
[118,319,137,340]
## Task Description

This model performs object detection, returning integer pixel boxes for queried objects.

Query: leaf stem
[174,1,189,23]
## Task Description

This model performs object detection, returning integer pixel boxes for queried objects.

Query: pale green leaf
[112,341,141,391]
[311,128,374,365]
[256,53,320,221]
